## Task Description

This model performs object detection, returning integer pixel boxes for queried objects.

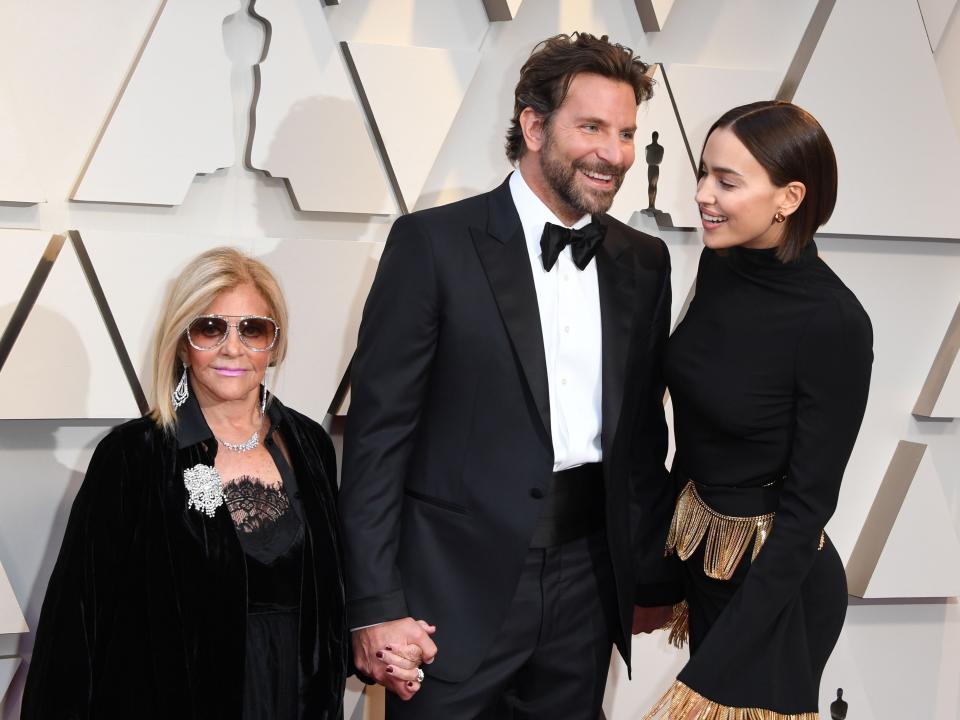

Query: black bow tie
[539,221,606,272]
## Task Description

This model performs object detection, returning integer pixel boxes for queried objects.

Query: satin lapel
[471,180,551,440]
[596,221,638,461]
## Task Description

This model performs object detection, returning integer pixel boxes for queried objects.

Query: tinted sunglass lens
[188,317,229,348]
[238,318,276,349]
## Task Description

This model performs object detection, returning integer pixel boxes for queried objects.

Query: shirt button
[561,378,567,386]
[564,325,570,333]
[529,488,544,499]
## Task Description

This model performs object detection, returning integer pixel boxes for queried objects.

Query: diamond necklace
[218,430,259,452]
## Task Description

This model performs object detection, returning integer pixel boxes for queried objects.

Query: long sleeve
[339,213,440,629]
[679,296,873,699]
[21,430,133,720]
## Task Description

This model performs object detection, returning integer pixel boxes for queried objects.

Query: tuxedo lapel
[471,179,551,440]
[595,218,638,461]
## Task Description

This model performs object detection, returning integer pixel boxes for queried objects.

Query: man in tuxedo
[340,32,681,718]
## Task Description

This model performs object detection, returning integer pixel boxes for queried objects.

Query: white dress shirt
[509,170,603,471]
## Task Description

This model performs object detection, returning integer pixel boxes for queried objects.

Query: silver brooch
[183,463,224,517]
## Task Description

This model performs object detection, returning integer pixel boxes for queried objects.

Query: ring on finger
[416,667,425,683]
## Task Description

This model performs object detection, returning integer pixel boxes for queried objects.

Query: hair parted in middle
[148,246,289,430]
[505,32,653,163]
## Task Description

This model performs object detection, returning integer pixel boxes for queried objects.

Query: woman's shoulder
[804,258,872,339]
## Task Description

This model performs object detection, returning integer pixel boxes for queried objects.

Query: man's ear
[519,107,547,154]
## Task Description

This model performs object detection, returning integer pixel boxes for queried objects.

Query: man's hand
[352,618,437,700]
[632,604,675,635]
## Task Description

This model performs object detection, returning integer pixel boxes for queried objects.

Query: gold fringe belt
[665,481,826,581]
[643,680,820,720]
[665,481,775,581]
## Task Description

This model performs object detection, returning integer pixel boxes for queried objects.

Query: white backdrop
[1,1,959,718]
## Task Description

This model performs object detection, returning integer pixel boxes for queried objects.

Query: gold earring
[773,210,786,223]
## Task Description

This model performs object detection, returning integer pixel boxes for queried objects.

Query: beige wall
[1,1,959,717]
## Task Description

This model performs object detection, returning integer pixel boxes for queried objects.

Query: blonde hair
[148,247,289,429]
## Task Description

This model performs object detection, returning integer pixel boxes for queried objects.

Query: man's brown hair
[505,32,653,163]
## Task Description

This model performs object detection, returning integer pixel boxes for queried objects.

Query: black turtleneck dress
[654,241,873,718]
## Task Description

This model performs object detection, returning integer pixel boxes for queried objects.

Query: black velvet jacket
[21,392,348,719]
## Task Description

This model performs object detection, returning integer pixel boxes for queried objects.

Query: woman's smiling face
[695,127,793,251]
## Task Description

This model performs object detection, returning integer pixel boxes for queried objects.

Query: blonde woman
[23,247,348,719]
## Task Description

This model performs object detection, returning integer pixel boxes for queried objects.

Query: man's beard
[539,131,627,218]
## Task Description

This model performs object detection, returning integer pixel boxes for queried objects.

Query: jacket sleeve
[339,213,440,629]
[20,429,134,720]
[679,297,873,694]
[632,241,685,607]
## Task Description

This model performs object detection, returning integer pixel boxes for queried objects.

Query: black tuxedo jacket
[340,176,680,682]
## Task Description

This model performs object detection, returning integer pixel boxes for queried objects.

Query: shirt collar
[508,169,591,260]
[175,380,282,449]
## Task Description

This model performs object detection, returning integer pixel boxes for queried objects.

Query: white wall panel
[665,63,780,158]
[0,232,139,419]
[249,0,397,215]
[919,0,959,50]
[0,659,20,708]
[0,81,43,204]
[252,238,384,420]
[795,0,960,238]
[327,0,489,49]
[862,444,960,598]
[346,43,480,213]
[0,563,26,636]
[634,0,677,33]
[483,0,525,22]
[72,0,236,206]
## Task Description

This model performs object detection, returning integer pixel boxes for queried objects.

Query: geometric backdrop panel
[846,441,960,598]
[252,238,385,421]
[0,232,140,419]
[794,0,960,238]
[344,42,481,213]
[0,81,43,204]
[0,658,22,708]
[913,301,960,419]
[0,561,27,635]
[249,0,398,214]
[664,63,780,159]
[72,0,236,206]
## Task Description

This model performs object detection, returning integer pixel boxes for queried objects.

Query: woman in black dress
[645,102,873,719]
[23,247,348,719]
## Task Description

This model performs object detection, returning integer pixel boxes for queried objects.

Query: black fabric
[21,391,348,720]
[538,219,606,271]
[340,173,681,686]
[663,242,873,715]
[385,532,617,720]
[528,463,605,548]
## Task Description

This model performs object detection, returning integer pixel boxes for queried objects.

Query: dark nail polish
[376,651,383,659]
[385,645,393,651]
[407,681,414,688]
[386,666,394,673]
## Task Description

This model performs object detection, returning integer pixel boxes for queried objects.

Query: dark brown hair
[702,101,838,263]
[505,32,652,163]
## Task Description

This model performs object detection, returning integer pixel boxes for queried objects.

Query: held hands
[631,604,675,635]
[352,617,437,700]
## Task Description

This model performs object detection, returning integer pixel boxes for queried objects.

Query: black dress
[646,241,873,719]
[223,441,304,720]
